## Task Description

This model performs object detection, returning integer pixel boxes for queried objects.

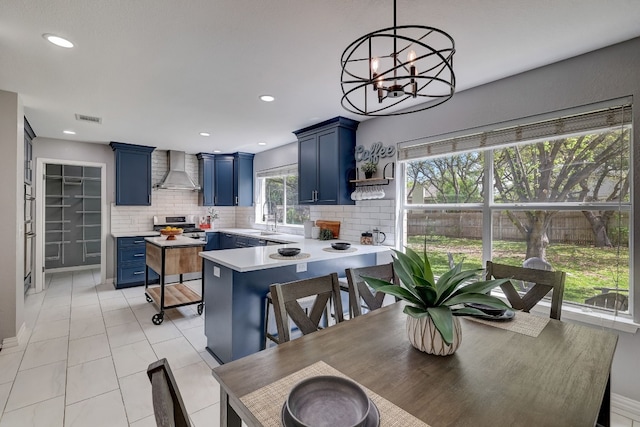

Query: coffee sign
[355,142,395,164]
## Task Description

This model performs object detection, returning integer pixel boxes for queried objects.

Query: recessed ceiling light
[63,130,76,135]
[259,95,275,102]
[199,132,210,137]
[43,34,74,48]
[213,150,221,153]
[258,142,267,146]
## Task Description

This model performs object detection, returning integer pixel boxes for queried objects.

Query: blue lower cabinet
[115,236,158,288]
[220,233,236,249]
[205,232,220,251]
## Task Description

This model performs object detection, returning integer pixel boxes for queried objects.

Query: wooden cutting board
[315,220,340,239]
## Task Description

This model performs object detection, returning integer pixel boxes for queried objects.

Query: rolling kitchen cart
[144,236,206,325]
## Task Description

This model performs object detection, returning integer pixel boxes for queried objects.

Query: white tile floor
[1,268,637,426]
[0,269,222,427]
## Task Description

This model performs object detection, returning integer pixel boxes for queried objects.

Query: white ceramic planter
[406,315,462,356]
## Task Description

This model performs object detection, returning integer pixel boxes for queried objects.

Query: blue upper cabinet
[294,116,359,205]
[196,153,215,206]
[214,152,254,206]
[214,155,235,206]
[110,142,156,206]
[234,152,254,206]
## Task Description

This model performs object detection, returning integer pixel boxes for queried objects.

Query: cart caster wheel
[152,313,164,325]
[197,304,204,315]
[145,294,153,303]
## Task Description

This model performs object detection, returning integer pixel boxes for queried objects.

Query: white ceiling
[2,0,640,154]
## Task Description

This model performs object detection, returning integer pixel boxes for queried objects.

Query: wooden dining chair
[147,358,191,427]
[585,292,629,311]
[345,263,399,317]
[269,273,344,344]
[485,261,566,320]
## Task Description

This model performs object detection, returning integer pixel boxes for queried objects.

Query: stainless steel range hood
[155,150,201,190]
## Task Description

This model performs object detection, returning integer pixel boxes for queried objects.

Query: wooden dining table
[212,302,618,427]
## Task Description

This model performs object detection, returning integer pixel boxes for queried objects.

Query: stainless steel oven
[24,184,35,294]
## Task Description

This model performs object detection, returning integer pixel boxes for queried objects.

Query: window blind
[398,98,632,161]
[256,164,298,178]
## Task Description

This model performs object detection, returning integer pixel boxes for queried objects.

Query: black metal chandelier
[340,0,456,116]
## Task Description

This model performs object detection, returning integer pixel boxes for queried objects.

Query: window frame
[397,103,636,326]
[255,166,307,228]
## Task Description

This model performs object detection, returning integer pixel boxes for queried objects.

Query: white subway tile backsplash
[111,151,396,245]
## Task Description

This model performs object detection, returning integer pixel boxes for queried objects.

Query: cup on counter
[303,220,314,238]
[311,226,320,239]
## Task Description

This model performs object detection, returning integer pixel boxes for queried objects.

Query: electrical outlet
[214,266,220,277]
[296,263,307,273]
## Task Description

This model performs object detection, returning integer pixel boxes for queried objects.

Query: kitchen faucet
[262,201,278,232]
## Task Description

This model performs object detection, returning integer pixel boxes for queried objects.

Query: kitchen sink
[242,230,281,236]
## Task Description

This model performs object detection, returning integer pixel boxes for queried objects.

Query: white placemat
[465,311,550,337]
[240,361,430,427]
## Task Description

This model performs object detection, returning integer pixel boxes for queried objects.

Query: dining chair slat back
[485,261,566,320]
[270,273,344,343]
[147,358,192,427]
[345,263,399,317]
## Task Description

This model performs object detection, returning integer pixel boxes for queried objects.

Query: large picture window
[400,102,632,317]
[255,165,309,227]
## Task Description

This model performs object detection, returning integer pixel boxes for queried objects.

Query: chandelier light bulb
[371,57,380,73]
[407,50,416,64]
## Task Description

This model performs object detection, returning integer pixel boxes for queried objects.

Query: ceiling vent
[75,114,102,124]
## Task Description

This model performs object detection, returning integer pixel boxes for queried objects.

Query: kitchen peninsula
[199,230,390,364]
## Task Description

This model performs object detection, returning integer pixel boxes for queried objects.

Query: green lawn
[405,235,629,304]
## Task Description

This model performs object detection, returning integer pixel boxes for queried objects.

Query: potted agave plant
[363,246,511,356]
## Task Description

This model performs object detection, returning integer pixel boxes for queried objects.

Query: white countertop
[112,231,161,238]
[145,235,206,247]
[199,231,390,272]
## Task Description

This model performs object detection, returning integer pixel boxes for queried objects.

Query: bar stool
[263,291,278,349]
[262,279,338,349]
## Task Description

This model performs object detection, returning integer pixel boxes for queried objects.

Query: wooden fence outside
[407,210,629,246]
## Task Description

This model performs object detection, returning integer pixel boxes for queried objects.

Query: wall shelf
[352,162,395,187]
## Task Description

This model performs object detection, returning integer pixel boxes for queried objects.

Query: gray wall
[355,37,640,402]
[0,90,24,344]
[258,36,640,402]
[33,137,115,278]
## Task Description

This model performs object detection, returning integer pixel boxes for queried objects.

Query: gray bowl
[331,242,351,250]
[278,247,301,257]
[286,376,370,427]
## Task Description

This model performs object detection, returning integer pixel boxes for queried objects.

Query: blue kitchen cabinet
[220,233,237,249]
[196,153,216,206]
[214,152,254,206]
[293,116,359,205]
[110,142,155,206]
[115,236,159,288]
[205,232,220,251]
[214,155,234,206]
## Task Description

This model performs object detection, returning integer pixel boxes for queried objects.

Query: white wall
[0,90,25,346]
